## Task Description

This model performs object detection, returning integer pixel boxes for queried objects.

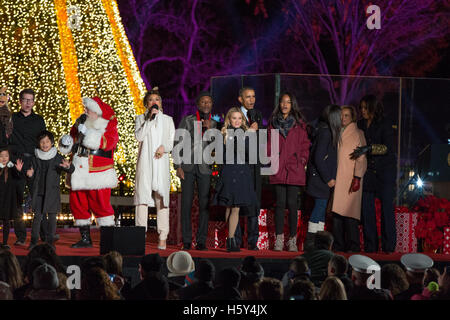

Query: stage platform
[7,228,450,287]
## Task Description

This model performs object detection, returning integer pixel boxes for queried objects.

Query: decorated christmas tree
[0,0,180,193]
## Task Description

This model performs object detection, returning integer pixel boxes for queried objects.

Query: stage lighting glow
[416,177,424,188]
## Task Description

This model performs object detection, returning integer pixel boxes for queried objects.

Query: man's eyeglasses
[20,98,34,103]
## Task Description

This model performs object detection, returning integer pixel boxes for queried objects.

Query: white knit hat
[166,251,195,278]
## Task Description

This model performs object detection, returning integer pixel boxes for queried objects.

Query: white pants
[135,192,169,241]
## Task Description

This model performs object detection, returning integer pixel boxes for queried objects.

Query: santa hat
[82,97,115,120]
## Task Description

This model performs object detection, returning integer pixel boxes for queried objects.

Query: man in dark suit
[235,87,262,250]
[175,92,218,250]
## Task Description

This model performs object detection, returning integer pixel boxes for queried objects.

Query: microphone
[146,104,159,121]
[247,109,257,125]
[72,114,88,154]
[78,113,87,124]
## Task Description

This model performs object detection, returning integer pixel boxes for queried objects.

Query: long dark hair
[271,92,307,125]
[360,94,384,121]
[320,104,341,148]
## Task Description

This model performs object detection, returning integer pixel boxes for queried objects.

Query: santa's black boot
[71,225,93,248]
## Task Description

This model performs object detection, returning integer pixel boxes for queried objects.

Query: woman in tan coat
[332,106,367,252]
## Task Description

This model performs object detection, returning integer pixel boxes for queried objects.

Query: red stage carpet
[7,228,450,262]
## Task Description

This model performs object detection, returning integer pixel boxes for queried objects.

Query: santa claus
[59,97,118,248]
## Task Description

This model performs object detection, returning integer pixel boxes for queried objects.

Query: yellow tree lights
[0,0,180,194]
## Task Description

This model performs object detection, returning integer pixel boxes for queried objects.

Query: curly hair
[79,267,121,300]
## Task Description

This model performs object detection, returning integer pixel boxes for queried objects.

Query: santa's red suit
[60,97,118,247]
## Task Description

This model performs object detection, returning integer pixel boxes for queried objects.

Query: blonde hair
[341,105,357,122]
[319,276,347,300]
[144,86,163,111]
[0,87,11,111]
[221,107,248,143]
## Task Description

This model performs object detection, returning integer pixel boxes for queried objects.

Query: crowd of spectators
[0,232,449,300]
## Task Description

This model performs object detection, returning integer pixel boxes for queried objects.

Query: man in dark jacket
[235,87,262,250]
[199,267,241,300]
[8,88,46,246]
[124,253,165,300]
[174,91,218,251]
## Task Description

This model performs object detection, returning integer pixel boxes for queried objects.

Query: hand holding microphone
[145,104,159,121]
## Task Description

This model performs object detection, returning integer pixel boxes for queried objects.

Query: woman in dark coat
[27,131,74,249]
[267,92,310,251]
[0,146,25,248]
[351,95,397,253]
[213,107,258,252]
[305,105,341,251]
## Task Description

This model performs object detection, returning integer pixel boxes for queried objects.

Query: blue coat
[306,122,337,199]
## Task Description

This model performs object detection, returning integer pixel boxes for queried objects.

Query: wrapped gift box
[444,227,450,255]
[256,209,269,250]
[206,221,227,248]
[395,212,418,253]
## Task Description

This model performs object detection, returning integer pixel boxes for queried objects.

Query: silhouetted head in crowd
[314,231,334,251]
[217,267,241,289]
[143,273,169,300]
[240,256,264,284]
[328,254,348,276]
[258,277,283,300]
[424,268,440,287]
[25,258,47,284]
[103,251,123,276]
[319,276,347,300]
[79,267,120,300]
[81,256,106,274]
[289,256,310,282]
[0,249,24,291]
[288,279,316,300]
[139,253,164,280]
[32,263,59,290]
[24,244,65,275]
[195,259,215,283]
[380,264,409,296]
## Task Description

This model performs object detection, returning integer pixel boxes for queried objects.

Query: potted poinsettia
[414,196,450,252]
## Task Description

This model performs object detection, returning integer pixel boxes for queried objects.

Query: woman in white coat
[134,87,175,250]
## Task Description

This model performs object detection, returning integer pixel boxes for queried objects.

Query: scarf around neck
[273,114,295,138]
[35,147,57,160]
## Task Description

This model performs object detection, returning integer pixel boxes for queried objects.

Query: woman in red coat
[268,92,310,251]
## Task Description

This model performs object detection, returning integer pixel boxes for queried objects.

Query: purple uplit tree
[284,0,450,104]
[119,0,242,111]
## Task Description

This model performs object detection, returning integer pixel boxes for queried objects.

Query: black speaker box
[100,226,146,256]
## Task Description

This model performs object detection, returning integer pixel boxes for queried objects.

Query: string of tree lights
[0,0,181,194]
